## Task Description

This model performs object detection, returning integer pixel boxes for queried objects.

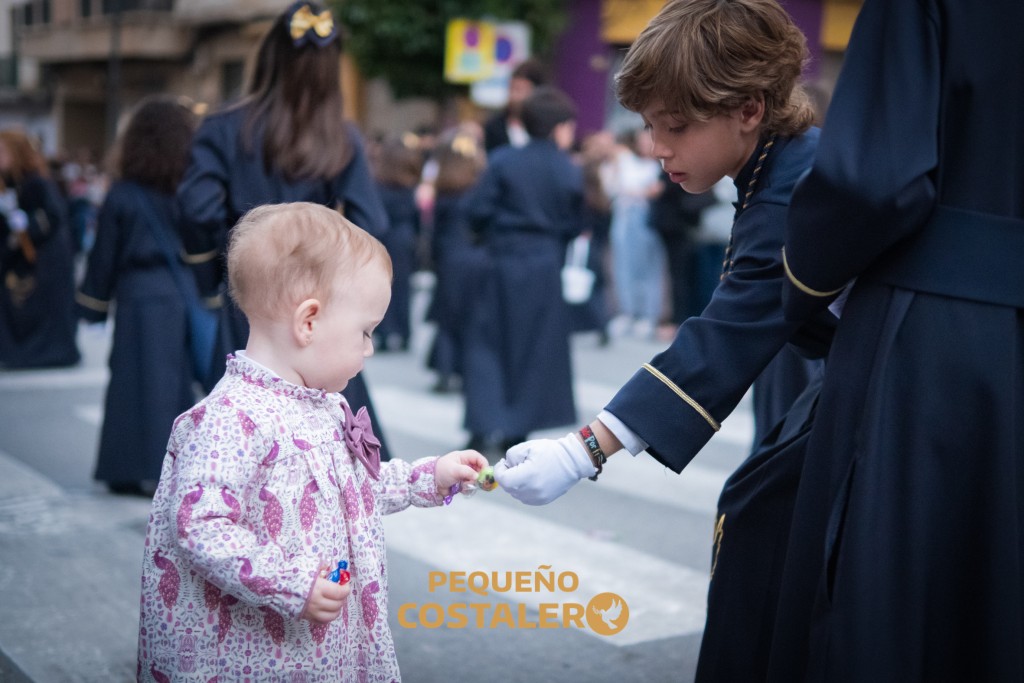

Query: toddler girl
[138,201,486,681]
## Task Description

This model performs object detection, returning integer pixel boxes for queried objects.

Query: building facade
[7,0,319,158]
[0,0,863,160]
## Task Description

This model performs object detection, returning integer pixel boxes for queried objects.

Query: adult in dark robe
[566,132,614,339]
[0,129,79,369]
[424,126,488,393]
[76,97,198,494]
[463,87,583,449]
[177,2,392,459]
[774,1,1024,680]
[373,136,423,352]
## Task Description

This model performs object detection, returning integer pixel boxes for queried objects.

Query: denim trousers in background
[610,198,664,327]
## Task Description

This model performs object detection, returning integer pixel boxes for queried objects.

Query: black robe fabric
[462,139,583,438]
[177,105,393,459]
[774,1,1024,680]
[76,182,195,485]
[375,183,419,348]
[0,173,80,369]
[426,191,487,381]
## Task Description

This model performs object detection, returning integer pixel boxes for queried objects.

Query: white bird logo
[592,598,625,631]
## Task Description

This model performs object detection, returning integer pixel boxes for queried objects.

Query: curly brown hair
[616,0,814,137]
[115,96,197,193]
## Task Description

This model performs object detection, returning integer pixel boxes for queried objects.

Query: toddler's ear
[293,298,321,346]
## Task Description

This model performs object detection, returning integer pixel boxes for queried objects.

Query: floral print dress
[138,355,445,682]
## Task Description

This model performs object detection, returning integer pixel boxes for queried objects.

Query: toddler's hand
[435,449,489,492]
[303,577,352,624]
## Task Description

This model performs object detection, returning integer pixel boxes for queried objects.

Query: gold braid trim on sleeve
[181,248,219,265]
[641,363,720,431]
[782,247,846,298]
[75,290,109,312]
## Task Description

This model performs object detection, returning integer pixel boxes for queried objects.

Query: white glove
[493,432,597,506]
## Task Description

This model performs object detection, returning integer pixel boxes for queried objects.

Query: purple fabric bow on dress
[340,401,381,480]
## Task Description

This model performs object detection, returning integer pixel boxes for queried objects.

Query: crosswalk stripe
[383,494,710,646]
[74,404,103,427]
[0,367,107,390]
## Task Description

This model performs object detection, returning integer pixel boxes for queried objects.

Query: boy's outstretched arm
[494,420,620,505]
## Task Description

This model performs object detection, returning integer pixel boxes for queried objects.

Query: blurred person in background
[649,181,717,335]
[76,96,199,496]
[568,130,616,344]
[0,128,80,369]
[425,123,487,394]
[463,86,583,453]
[603,127,665,339]
[483,58,549,153]
[372,133,424,352]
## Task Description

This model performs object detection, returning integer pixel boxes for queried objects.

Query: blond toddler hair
[227,202,391,321]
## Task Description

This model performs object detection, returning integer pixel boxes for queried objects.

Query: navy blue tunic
[426,191,487,381]
[774,1,1024,680]
[177,105,393,458]
[0,173,80,369]
[601,130,827,682]
[462,139,583,438]
[76,182,195,485]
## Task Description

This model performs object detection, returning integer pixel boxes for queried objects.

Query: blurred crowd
[0,54,733,490]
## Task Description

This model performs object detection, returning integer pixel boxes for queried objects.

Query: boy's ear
[738,95,766,132]
[294,298,321,346]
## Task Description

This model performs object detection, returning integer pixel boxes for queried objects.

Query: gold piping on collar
[641,363,720,431]
[782,247,846,298]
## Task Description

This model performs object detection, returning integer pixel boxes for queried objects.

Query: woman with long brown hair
[0,128,80,368]
[177,0,392,456]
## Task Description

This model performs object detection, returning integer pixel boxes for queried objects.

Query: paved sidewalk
[0,450,151,682]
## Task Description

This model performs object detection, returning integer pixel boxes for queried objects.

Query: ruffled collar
[225,353,334,404]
